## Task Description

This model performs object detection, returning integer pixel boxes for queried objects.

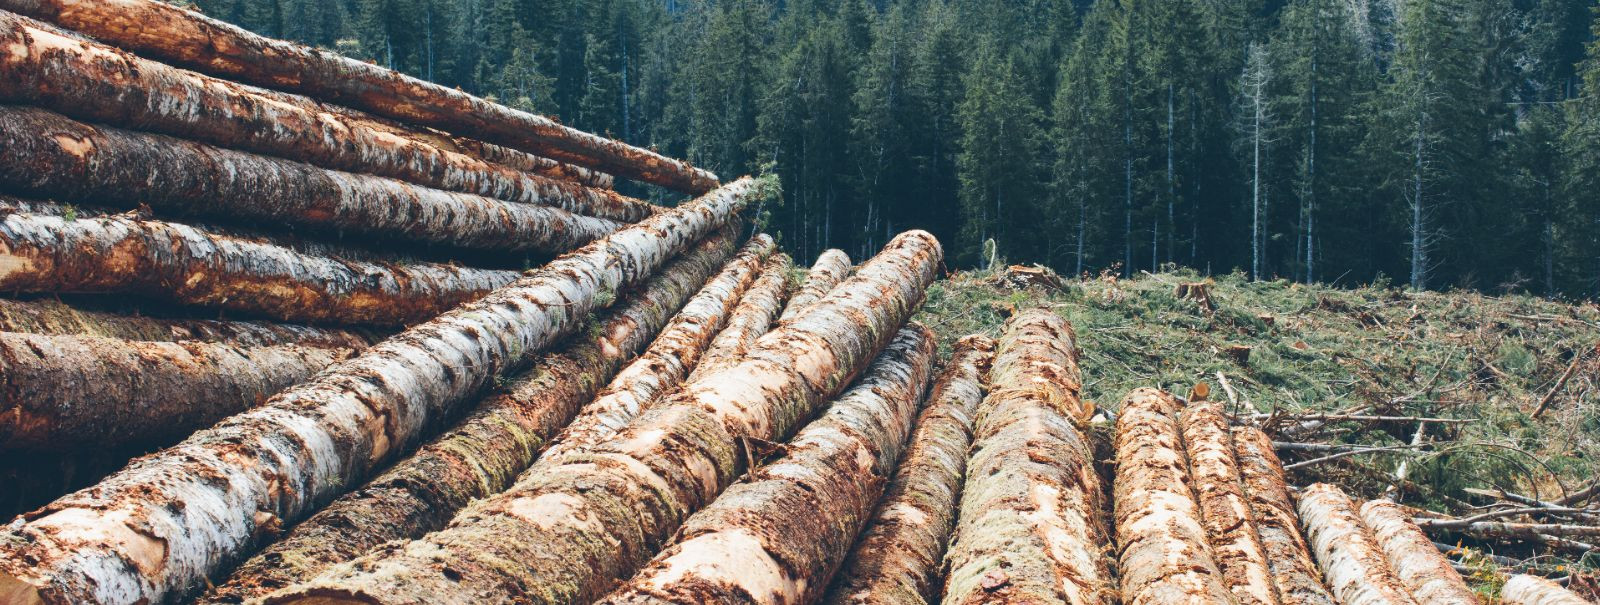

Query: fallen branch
[1530,345,1593,419]
[1411,519,1600,538]
[1283,446,1422,471]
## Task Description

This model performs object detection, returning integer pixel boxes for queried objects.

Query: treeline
[187,0,1600,295]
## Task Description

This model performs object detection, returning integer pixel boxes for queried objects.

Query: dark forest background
[182,0,1599,296]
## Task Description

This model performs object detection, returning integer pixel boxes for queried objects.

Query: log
[0,178,755,605]
[1501,575,1592,605]
[200,230,740,604]
[941,309,1113,605]
[0,297,376,349]
[1231,427,1337,605]
[0,332,350,450]
[1297,483,1420,605]
[1112,388,1234,605]
[0,106,622,254]
[778,249,850,322]
[0,0,720,193]
[1358,499,1477,605]
[0,207,519,326]
[596,325,938,604]
[259,230,942,605]
[821,334,996,605]
[684,252,794,382]
[1181,400,1280,605]
[435,133,614,190]
[0,12,651,222]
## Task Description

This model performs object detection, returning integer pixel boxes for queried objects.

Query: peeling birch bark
[596,325,937,605]
[200,231,739,604]
[0,297,376,349]
[0,12,651,222]
[941,310,1113,605]
[684,253,794,383]
[0,208,518,326]
[0,179,754,605]
[1358,500,1477,605]
[0,0,720,193]
[821,334,996,605]
[0,106,622,254]
[1298,483,1420,605]
[778,249,850,323]
[258,230,941,605]
[1181,400,1279,605]
[1113,389,1235,605]
[1230,427,1336,605]
[1501,575,1591,605]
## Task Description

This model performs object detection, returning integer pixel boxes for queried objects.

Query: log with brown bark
[0,12,651,222]
[0,297,376,349]
[1501,575,1593,605]
[0,179,755,605]
[1231,427,1337,605]
[0,0,719,193]
[941,309,1113,605]
[1182,400,1280,605]
[200,230,740,604]
[684,252,794,382]
[1358,499,1478,605]
[1113,388,1235,605]
[596,324,937,604]
[0,332,350,450]
[0,106,622,254]
[0,207,518,326]
[1298,483,1420,605]
[821,334,995,605]
[778,249,851,322]
[259,230,942,605]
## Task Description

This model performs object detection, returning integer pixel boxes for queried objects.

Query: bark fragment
[942,309,1113,605]
[0,179,754,605]
[1297,483,1420,605]
[1181,400,1279,605]
[259,230,942,605]
[778,249,851,323]
[1501,575,1591,605]
[1231,427,1336,605]
[0,297,375,349]
[822,334,996,605]
[684,253,794,383]
[0,106,621,254]
[1358,499,1478,605]
[0,0,720,193]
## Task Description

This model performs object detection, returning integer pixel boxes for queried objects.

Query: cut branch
[1181,399,1280,605]
[1233,427,1336,605]
[0,297,376,349]
[1411,519,1600,538]
[778,249,850,322]
[1298,483,1420,605]
[1359,499,1477,605]
[1501,574,1592,605]
[685,253,794,382]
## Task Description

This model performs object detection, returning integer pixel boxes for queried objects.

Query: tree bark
[1501,575,1592,605]
[778,249,850,323]
[1112,389,1234,605]
[596,325,937,605]
[258,230,942,605]
[942,310,1113,605]
[0,207,518,326]
[1181,400,1280,605]
[1358,499,1477,605]
[0,106,622,254]
[821,335,995,605]
[1231,427,1336,605]
[0,12,650,222]
[0,0,720,193]
[1297,483,1420,605]
[0,179,755,605]
[684,253,794,383]
[0,297,376,349]
[200,230,740,604]
[0,332,351,450]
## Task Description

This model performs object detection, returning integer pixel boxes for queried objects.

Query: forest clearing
[2,0,1600,604]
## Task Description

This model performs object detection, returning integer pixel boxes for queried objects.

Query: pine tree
[956,42,1047,266]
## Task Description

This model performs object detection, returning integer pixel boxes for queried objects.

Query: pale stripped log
[0,297,376,349]
[685,252,794,382]
[0,178,755,605]
[1298,483,1420,605]
[778,249,850,322]
[1231,427,1335,605]
[1358,500,1477,605]
[1501,575,1592,605]
[1181,400,1279,605]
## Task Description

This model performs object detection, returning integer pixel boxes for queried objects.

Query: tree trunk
[0,0,720,193]
[821,334,995,605]
[1231,427,1337,605]
[439,134,613,190]
[0,332,351,450]
[0,180,754,605]
[684,253,794,383]
[1112,389,1234,605]
[0,106,622,254]
[778,249,851,323]
[0,208,518,326]
[1501,574,1592,605]
[0,13,648,222]
[597,326,937,605]
[259,230,942,605]
[0,297,376,349]
[200,230,740,604]
[1358,500,1477,605]
[1297,483,1420,605]
[942,310,1112,605]
[1181,400,1280,605]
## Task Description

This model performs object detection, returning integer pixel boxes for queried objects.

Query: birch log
[0,106,621,254]
[684,253,794,382]
[0,297,375,349]
[1231,427,1336,605]
[778,249,850,322]
[821,334,996,605]
[1182,400,1279,605]
[1357,500,1477,605]
[1501,575,1592,605]
[0,12,650,222]
[260,230,941,605]
[942,309,1114,605]
[1298,483,1420,605]
[0,178,755,605]
[200,230,739,604]
[0,0,719,193]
